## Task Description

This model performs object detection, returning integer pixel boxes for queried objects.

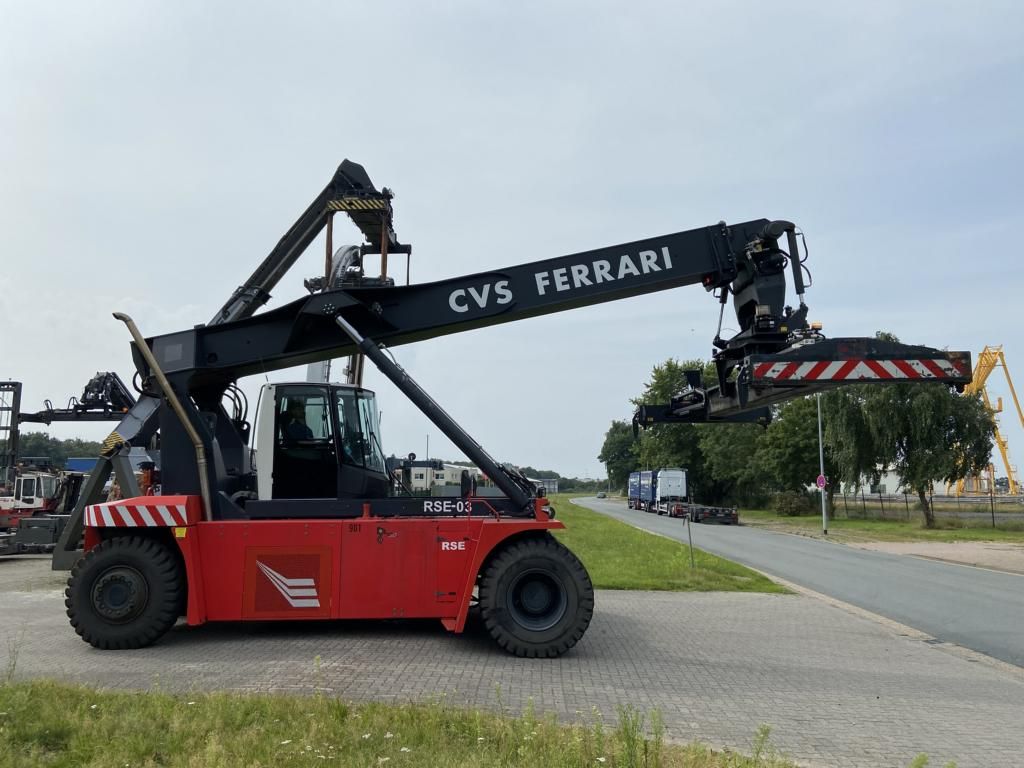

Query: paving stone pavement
[2,557,1023,768]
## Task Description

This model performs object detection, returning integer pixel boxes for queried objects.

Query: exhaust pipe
[112,313,213,522]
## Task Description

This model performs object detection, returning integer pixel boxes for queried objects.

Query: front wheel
[66,535,185,650]
[478,535,594,658]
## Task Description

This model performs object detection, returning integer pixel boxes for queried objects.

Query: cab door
[269,385,338,499]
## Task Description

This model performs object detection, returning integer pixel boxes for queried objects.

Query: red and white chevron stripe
[84,495,202,528]
[752,358,969,383]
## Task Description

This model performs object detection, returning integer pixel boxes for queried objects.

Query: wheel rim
[91,566,149,623]
[506,568,567,632]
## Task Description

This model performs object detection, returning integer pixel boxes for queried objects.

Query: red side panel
[338,520,434,618]
[435,521,474,603]
[185,515,565,630]
[195,521,341,622]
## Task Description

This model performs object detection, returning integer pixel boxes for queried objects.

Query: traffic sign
[816,474,827,489]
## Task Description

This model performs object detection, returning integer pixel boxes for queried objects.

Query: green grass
[740,508,1024,543]
[0,680,800,768]
[547,494,786,593]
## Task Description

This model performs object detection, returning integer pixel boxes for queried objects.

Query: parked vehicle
[654,468,687,516]
[627,472,641,509]
[689,505,739,524]
[638,471,656,511]
[625,467,737,523]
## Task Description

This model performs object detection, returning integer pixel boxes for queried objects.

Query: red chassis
[82,494,564,634]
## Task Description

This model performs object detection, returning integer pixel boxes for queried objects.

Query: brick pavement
[2,556,1022,767]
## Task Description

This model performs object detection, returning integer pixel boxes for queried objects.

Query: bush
[772,491,814,516]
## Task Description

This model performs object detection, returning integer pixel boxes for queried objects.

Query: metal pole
[817,392,828,535]
[990,483,996,529]
[686,515,695,569]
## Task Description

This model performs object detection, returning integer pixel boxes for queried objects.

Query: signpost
[816,393,828,535]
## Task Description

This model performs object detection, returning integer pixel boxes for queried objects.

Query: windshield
[39,475,57,498]
[335,388,386,473]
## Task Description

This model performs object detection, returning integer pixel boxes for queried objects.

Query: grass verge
[548,494,785,593]
[740,509,1024,543]
[0,680,798,768]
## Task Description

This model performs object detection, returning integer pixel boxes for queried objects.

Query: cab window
[272,386,337,499]
[278,391,332,443]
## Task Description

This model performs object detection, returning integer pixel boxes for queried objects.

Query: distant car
[596,491,607,499]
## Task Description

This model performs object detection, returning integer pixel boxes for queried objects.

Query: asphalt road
[574,497,1024,668]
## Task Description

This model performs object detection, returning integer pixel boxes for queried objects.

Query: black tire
[478,535,594,658]
[65,535,185,650]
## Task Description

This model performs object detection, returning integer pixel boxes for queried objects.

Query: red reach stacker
[61,161,971,656]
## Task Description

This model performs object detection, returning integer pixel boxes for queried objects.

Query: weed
[616,704,644,768]
[650,708,665,768]
[0,679,808,767]
[3,627,25,685]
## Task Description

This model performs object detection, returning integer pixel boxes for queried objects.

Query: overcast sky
[3,2,1023,479]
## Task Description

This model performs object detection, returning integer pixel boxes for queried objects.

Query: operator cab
[254,383,389,501]
[0,472,58,525]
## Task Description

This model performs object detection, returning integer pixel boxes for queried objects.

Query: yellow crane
[956,345,1024,495]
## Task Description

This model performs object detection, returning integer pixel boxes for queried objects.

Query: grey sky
[3,2,1023,479]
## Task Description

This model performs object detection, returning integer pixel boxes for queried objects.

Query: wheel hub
[92,566,149,623]
[507,569,567,632]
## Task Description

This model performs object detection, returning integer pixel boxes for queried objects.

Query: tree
[517,466,561,480]
[697,422,768,504]
[631,358,714,498]
[758,396,839,510]
[821,332,995,528]
[821,385,880,495]
[865,384,993,527]
[597,421,636,492]
[14,432,104,468]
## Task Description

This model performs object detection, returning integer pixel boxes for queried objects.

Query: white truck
[653,467,739,523]
[654,468,687,516]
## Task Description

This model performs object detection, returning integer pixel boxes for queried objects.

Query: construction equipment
[62,161,971,657]
[954,345,1023,495]
[0,374,132,556]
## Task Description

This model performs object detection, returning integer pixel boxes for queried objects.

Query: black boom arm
[146,218,781,385]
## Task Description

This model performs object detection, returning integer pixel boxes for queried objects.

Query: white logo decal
[448,279,513,313]
[257,562,320,608]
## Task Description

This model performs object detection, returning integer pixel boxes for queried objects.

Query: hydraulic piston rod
[334,314,536,513]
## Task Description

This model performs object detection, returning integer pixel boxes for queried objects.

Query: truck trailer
[627,472,641,509]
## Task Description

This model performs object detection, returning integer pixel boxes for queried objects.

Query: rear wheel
[66,535,185,650]
[478,535,594,658]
